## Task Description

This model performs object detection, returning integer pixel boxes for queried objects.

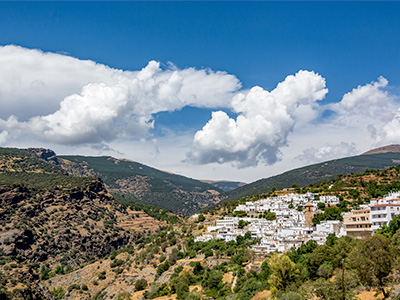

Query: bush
[135,278,148,291]
[50,287,65,300]
[111,259,124,268]
[159,254,166,263]
[98,271,106,280]
[197,214,206,222]
[67,284,80,292]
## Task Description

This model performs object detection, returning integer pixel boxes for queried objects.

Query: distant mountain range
[225,145,400,201]
[199,180,246,192]
[2,145,400,215]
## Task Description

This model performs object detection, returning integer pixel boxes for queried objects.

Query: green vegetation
[135,278,148,291]
[115,194,180,224]
[226,152,400,201]
[312,207,343,225]
[0,148,93,192]
[60,155,223,215]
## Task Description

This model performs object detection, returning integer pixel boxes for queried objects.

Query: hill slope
[0,148,169,299]
[199,180,246,192]
[58,155,224,215]
[226,151,400,201]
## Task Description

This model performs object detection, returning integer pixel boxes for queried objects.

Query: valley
[2,147,400,299]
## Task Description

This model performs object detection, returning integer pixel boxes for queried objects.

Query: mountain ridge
[225,149,400,201]
[362,144,400,155]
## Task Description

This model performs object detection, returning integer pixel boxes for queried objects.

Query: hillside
[38,163,400,300]
[58,155,224,216]
[0,148,172,299]
[199,180,246,192]
[225,151,400,201]
[362,144,400,155]
[3,147,400,299]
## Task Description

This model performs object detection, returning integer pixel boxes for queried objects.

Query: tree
[317,202,326,210]
[313,207,343,225]
[197,214,206,223]
[268,253,300,293]
[377,214,400,238]
[347,234,397,298]
[173,274,190,299]
[135,278,148,291]
[238,220,249,229]
[331,236,358,268]
[325,233,337,247]
[305,245,334,278]
[324,207,343,221]
[312,273,357,300]
[203,271,222,290]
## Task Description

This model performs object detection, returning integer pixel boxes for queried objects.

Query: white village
[194,191,400,254]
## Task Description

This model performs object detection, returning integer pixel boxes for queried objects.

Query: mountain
[0,148,170,299]
[199,180,246,192]
[56,155,224,216]
[362,144,400,155]
[40,164,400,300]
[225,148,400,201]
[3,147,400,300]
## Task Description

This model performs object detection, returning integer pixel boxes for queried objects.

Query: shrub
[135,278,148,291]
[50,287,65,300]
[67,284,80,292]
[98,271,106,280]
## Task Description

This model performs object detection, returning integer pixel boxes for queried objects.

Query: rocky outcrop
[0,179,152,299]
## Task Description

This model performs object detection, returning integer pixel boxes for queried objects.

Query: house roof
[304,203,313,207]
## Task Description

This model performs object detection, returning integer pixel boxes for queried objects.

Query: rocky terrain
[56,155,225,216]
[0,148,169,299]
[3,146,400,299]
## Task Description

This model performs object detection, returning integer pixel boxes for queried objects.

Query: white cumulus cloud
[295,142,358,164]
[332,76,395,123]
[187,70,328,168]
[0,45,241,145]
[376,109,400,146]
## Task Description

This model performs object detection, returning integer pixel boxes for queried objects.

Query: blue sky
[0,2,399,182]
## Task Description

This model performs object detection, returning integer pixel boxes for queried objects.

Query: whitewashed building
[370,192,400,232]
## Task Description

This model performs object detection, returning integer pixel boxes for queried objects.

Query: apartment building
[343,207,372,237]
[370,192,400,232]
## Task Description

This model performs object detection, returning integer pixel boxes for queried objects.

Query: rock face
[28,148,61,166]
[28,148,99,177]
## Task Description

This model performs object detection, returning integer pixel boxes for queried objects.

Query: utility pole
[342,258,345,300]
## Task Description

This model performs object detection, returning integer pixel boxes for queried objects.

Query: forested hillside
[226,151,400,201]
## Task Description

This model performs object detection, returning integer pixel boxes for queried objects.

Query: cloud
[327,76,399,148]
[187,70,328,168]
[0,45,241,146]
[376,109,400,146]
[331,76,395,124]
[0,45,118,120]
[0,131,8,146]
[295,142,358,164]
